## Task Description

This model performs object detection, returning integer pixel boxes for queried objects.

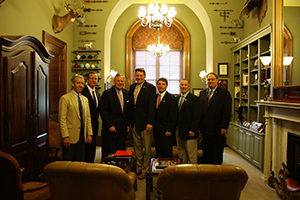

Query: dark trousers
[154,134,173,158]
[202,133,225,165]
[102,130,126,158]
[62,128,85,161]
[85,129,98,163]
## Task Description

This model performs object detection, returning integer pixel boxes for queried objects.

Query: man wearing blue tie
[58,74,93,161]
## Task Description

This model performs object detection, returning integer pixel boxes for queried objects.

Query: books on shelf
[235,86,240,98]
[242,73,249,86]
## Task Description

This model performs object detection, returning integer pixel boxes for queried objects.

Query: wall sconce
[199,70,207,82]
[260,56,272,101]
[105,70,118,89]
[283,56,294,86]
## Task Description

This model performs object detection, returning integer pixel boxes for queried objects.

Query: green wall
[0,0,273,95]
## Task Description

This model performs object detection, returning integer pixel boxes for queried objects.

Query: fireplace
[255,100,300,181]
[287,132,300,173]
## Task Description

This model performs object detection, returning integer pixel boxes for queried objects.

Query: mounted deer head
[52,1,84,34]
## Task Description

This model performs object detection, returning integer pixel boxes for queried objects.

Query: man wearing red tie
[154,78,178,158]
[100,73,130,158]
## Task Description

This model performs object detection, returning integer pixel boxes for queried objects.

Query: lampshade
[109,70,118,77]
[199,70,207,82]
[283,56,294,66]
[260,56,272,66]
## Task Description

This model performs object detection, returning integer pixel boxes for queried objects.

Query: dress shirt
[87,85,98,108]
[208,86,218,98]
[115,87,124,108]
[157,90,166,108]
[133,81,145,98]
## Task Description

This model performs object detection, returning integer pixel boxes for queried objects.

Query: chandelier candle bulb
[138,0,176,30]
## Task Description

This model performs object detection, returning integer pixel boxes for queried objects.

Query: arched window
[126,19,190,94]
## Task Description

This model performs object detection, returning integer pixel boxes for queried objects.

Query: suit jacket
[58,91,93,143]
[154,92,178,136]
[81,86,101,135]
[199,86,232,136]
[129,81,156,131]
[99,86,130,136]
[177,92,201,140]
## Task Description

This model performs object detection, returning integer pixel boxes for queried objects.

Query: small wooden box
[273,86,300,102]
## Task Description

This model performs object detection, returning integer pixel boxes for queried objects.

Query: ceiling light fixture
[147,35,170,57]
[138,0,176,30]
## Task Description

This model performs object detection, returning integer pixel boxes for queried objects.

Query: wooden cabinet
[228,123,264,169]
[231,24,272,123]
[229,25,271,170]
[0,35,53,182]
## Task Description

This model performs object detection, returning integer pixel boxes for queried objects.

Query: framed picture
[192,88,204,97]
[218,79,228,90]
[218,62,229,77]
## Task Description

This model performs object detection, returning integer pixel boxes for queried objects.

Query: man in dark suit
[176,79,201,164]
[199,72,232,164]
[154,77,177,158]
[81,72,101,163]
[100,73,130,158]
[129,68,156,179]
[59,74,93,161]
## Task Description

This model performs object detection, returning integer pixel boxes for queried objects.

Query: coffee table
[146,157,182,200]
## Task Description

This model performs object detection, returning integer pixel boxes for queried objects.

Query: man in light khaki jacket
[59,74,93,161]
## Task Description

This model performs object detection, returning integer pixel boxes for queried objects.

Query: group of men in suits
[58,68,232,177]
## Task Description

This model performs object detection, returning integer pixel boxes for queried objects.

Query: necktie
[157,94,161,109]
[77,94,83,126]
[134,84,140,104]
[92,91,97,108]
[207,90,212,104]
[178,95,184,111]
[119,90,123,112]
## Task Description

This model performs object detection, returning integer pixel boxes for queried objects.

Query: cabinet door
[244,131,253,159]
[253,135,264,168]
[238,128,245,154]
[34,53,49,180]
[3,50,33,182]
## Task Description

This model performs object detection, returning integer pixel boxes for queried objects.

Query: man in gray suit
[58,74,93,161]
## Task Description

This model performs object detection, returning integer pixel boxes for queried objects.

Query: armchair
[157,164,248,200]
[48,121,63,161]
[43,161,136,200]
[0,151,50,200]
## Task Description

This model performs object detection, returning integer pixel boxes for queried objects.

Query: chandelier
[147,35,170,57]
[138,0,176,30]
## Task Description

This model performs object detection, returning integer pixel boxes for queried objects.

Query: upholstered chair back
[157,164,248,200]
[43,161,136,200]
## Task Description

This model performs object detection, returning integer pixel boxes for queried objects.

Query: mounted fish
[52,1,84,34]
[239,0,268,26]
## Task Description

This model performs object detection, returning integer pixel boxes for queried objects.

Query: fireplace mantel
[255,100,300,181]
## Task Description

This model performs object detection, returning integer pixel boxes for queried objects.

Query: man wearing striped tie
[58,74,93,161]
[100,73,130,158]
[129,68,156,180]
[199,72,232,164]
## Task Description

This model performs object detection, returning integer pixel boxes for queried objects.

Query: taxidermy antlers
[0,0,5,7]
[239,0,267,26]
[52,1,84,34]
